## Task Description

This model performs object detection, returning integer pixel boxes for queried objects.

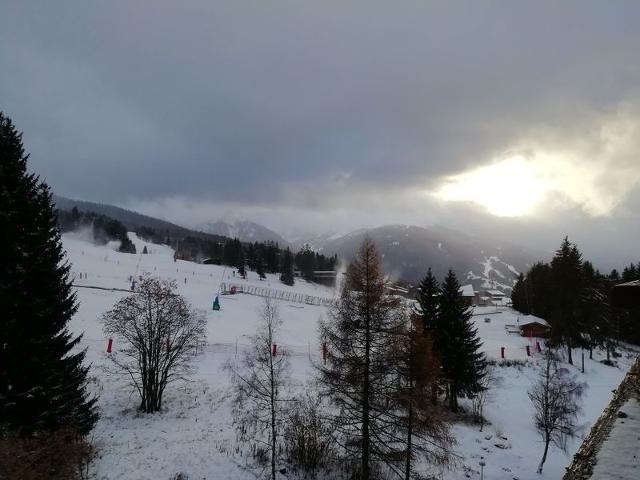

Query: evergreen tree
[264,242,280,273]
[222,237,243,268]
[0,112,98,436]
[415,268,440,334]
[256,253,266,280]
[142,245,148,254]
[622,263,639,281]
[436,270,486,412]
[609,269,620,282]
[236,244,246,278]
[548,238,589,364]
[280,248,294,286]
[526,262,554,319]
[511,272,530,314]
[295,244,316,281]
[246,243,258,271]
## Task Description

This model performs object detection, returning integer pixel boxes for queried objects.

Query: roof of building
[486,289,505,296]
[459,284,475,297]
[519,315,549,327]
[612,280,640,309]
[564,357,640,479]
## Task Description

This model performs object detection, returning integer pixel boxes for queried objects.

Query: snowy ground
[63,232,637,480]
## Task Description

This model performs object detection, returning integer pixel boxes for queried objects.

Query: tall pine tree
[415,268,440,334]
[437,270,486,412]
[280,247,294,286]
[0,112,98,436]
[549,238,588,365]
[511,272,530,314]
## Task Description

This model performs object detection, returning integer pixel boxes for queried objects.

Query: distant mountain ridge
[52,195,228,244]
[299,224,546,292]
[196,219,288,245]
[54,195,545,291]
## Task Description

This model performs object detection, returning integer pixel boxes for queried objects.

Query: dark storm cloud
[2,1,640,265]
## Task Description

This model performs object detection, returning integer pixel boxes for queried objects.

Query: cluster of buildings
[457,284,508,307]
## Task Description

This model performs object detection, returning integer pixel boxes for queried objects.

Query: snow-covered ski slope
[63,232,637,480]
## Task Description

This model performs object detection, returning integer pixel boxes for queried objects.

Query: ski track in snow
[64,233,634,480]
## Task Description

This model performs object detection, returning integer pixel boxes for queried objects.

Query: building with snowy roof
[518,315,550,338]
[458,284,475,306]
[563,280,640,479]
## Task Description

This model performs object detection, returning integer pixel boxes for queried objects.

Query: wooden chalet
[563,280,640,479]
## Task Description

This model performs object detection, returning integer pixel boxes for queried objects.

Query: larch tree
[318,238,405,479]
[394,314,454,479]
[0,111,98,436]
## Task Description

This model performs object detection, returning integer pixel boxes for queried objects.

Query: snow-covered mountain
[196,219,288,245]
[302,224,546,292]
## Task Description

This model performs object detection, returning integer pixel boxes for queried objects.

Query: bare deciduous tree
[227,298,289,480]
[102,277,206,413]
[528,348,585,474]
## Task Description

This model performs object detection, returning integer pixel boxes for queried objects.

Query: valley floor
[63,233,637,480]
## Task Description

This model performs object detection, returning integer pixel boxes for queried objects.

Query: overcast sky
[2,1,639,270]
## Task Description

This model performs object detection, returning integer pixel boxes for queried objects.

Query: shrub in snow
[284,392,335,476]
[0,426,95,480]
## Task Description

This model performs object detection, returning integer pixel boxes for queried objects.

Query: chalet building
[518,316,550,338]
[474,294,492,306]
[486,289,505,303]
[474,288,506,306]
[293,270,337,287]
[459,284,475,306]
[563,280,640,479]
[201,257,221,265]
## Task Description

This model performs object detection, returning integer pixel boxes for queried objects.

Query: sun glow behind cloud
[434,155,552,217]
[434,103,640,218]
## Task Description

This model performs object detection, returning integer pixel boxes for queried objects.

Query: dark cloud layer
[2,1,639,268]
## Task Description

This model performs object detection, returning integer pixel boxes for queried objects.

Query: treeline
[57,205,338,286]
[57,206,136,253]
[294,244,338,280]
[206,239,337,286]
[511,237,640,355]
